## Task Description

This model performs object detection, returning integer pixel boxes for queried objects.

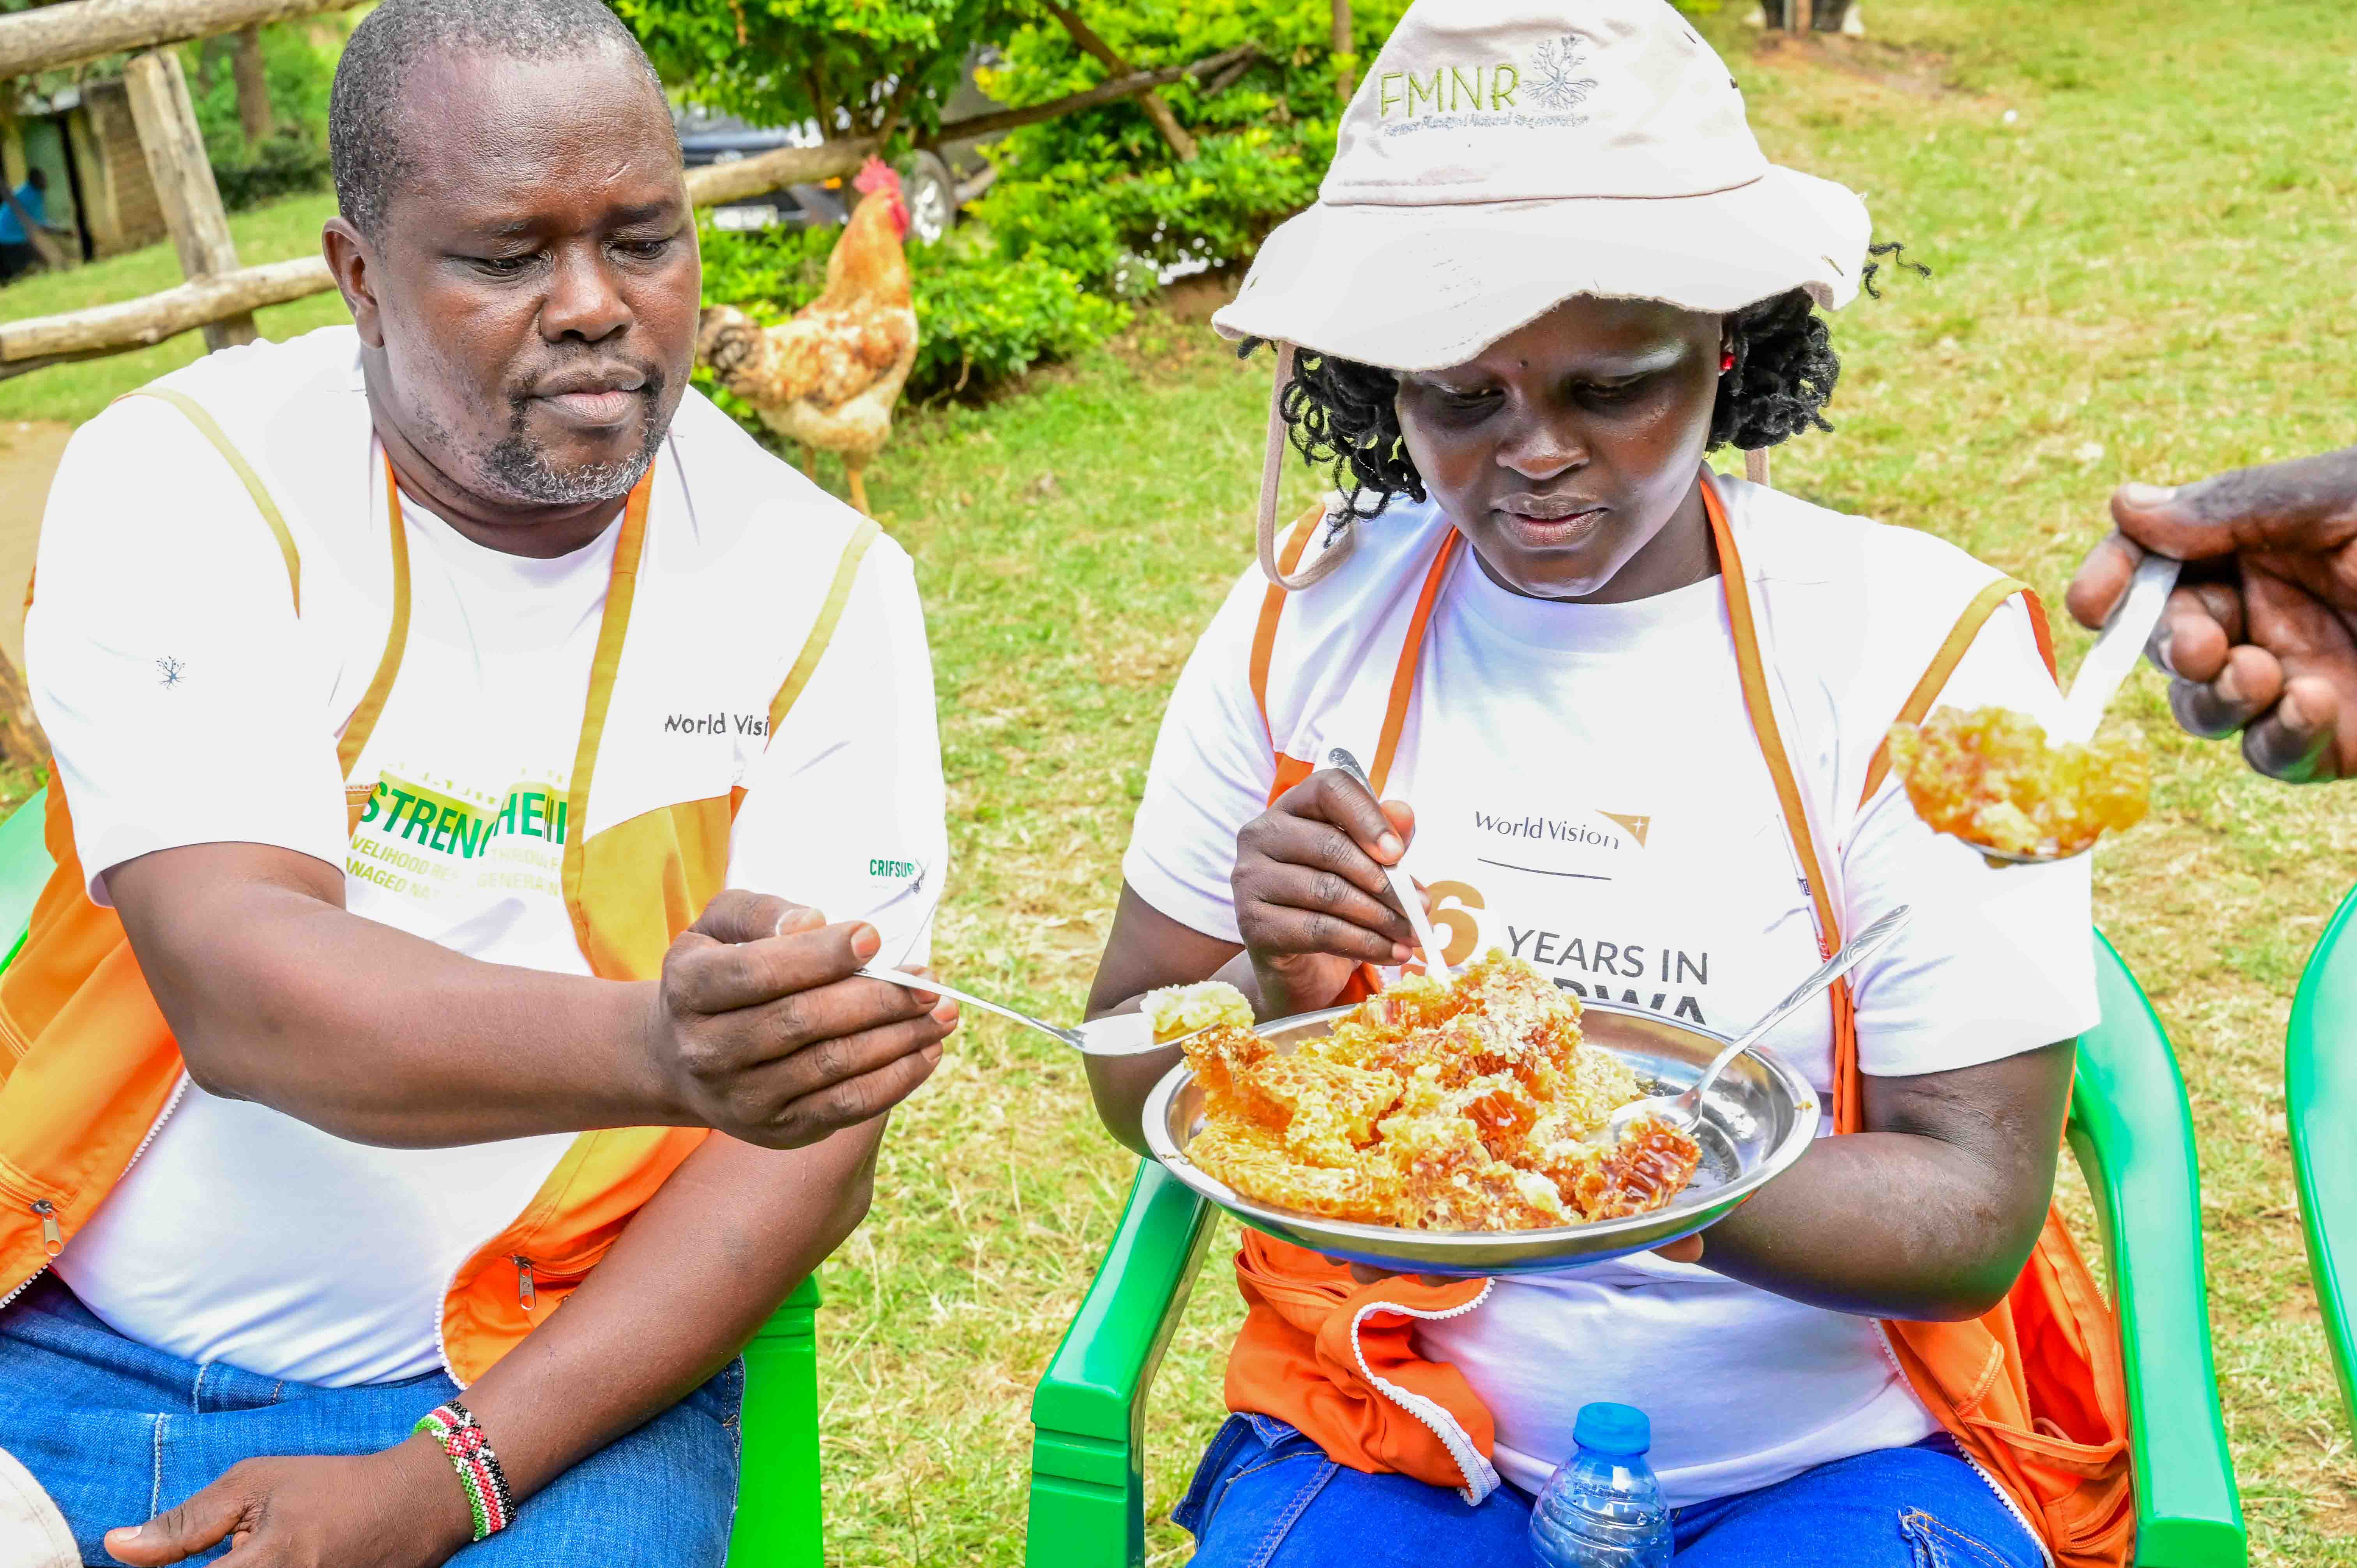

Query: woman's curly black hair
[1253,242,1926,522]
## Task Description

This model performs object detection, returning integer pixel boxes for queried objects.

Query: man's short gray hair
[329,0,671,240]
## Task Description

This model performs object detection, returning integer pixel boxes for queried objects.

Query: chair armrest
[730,1273,824,1568]
[0,786,52,971]
[1026,1160,1218,1568]
[2069,931,2246,1566]
[2288,883,2357,1429]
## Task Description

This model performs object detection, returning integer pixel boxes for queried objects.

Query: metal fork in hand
[855,966,1180,1057]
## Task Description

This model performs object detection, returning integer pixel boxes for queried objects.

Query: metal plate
[1142,997,1820,1276]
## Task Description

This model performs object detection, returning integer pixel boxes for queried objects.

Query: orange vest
[1223,475,2131,1566]
[0,392,880,1384]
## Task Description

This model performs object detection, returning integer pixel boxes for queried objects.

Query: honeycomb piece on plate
[1539,1116,1709,1222]
[1187,1120,1403,1224]
[1247,1055,1405,1168]
[1182,1022,1277,1128]
[1179,952,1700,1234]
[1394,1129,1571,1231]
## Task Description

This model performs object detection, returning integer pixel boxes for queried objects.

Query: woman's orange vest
[0,397,880,1383]
[1222,477,2132,1567]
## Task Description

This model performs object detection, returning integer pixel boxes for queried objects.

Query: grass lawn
[1,0,2351,1561]
[0,190,350,426]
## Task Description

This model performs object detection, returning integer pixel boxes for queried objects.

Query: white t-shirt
[30,379,945,1387]
[1123,489,2096,1507]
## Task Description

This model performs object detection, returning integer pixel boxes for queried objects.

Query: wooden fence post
[123,47,256,351]
[1332,0,1355,100]
[232,25,274,147]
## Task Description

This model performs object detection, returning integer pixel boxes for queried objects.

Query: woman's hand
[1232,769,1421,1017]
[104,1435,471,1568]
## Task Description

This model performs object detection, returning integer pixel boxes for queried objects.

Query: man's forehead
[390,48,678,213]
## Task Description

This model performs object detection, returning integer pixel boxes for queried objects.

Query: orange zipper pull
[514,1255,535,1312]
[31,1199,60,1256]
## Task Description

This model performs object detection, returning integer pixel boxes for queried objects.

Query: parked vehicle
[676,52,1002,245]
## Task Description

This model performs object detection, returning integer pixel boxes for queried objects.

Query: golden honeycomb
[1178,953,1701,1231]
[1887,705,2149,859]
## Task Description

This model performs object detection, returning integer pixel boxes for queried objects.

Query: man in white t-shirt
[0,4,954,1565]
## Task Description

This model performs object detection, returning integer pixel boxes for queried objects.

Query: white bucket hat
[1216,0,1873,587]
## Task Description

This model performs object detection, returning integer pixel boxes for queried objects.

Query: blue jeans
[1175,1413,2046,1568]
[0,1277,741,1567]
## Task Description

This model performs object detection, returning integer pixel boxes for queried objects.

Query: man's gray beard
[480,414,666,506]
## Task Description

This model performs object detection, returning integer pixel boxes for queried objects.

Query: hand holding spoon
[1325,747,1452,982]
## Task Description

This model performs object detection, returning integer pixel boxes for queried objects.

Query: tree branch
[0,0,363,79]
[918,43,1253,151]
[1036,1,1196,162]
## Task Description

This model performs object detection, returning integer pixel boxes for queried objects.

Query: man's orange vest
[0,389,880,1384]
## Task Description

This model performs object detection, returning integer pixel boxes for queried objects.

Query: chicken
[696,158,919,516]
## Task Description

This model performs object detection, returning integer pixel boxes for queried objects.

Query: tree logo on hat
[1525,34,1597,112]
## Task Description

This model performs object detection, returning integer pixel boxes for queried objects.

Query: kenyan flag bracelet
[413,1399,515,1540]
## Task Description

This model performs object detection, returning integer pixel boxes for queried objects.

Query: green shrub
[182,19,347,210]
[619,0,1020,142]
[692,221,1131,430]
[976,126,1323,297]
[969,0,1410,291]
[210,131,333,210]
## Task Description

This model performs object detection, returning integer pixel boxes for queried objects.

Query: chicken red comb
[853,157,900,196]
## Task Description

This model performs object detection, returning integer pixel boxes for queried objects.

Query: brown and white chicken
[697,158,919,516]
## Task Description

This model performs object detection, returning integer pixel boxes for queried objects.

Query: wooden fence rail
[0,0,362,79]
[0,255,329,380]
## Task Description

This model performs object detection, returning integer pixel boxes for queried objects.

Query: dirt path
[0,421,67,673]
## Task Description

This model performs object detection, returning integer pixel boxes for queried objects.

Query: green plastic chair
[1027,933,2247,1567]
[0,789,826,1566]
[2287,882,2357,1432]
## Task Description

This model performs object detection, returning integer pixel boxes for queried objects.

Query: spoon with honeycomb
[1890,554,2179,865]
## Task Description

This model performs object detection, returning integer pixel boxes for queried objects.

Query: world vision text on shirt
[661,711,769,737]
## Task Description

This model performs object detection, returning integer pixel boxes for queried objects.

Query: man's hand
[104,1437,470,1568]
[1233,769,1420,1017]
[2066,448,2357,780]
[653,890,955,1148]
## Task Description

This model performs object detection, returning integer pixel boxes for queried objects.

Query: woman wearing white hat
[1082,2,2133,1566]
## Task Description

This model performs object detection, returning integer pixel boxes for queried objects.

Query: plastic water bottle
[1527,1402,1673,1567]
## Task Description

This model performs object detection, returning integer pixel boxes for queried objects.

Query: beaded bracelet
[413,1399,514,1542]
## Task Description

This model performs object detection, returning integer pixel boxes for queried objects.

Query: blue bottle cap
[1573,1402,1651,1457]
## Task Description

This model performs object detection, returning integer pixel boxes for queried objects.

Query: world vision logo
[1599,812,1650,847]
[1376,34,1595,124]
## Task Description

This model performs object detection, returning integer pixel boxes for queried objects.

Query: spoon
[1326,747,1454,983]
[856,966,1186,1056]
[1605,904,1912,1141]
[1958,552,2181,865]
